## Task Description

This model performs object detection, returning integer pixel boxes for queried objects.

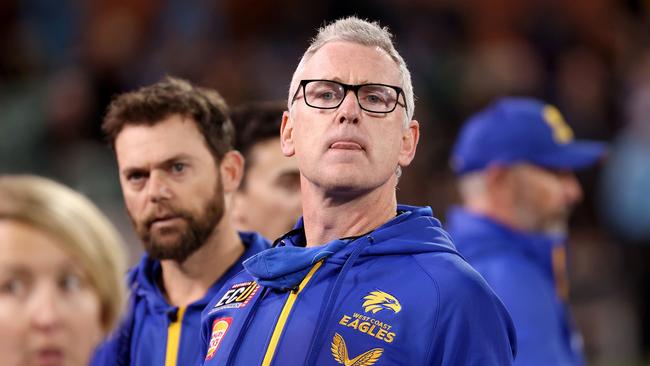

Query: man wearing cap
[447,97,606,365]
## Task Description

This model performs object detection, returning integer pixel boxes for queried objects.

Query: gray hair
[458,171,487,202]
[288,17,415,122]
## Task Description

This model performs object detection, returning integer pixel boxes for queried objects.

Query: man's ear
[484,164,510,196]
[397,120,420,167]
[219,150,245,193]
[280,111,295,157]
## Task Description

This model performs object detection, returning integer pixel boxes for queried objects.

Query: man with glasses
[200,17,516,365]
[295,80,406,113]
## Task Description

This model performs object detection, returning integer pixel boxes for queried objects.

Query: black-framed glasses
[291,79,407,114]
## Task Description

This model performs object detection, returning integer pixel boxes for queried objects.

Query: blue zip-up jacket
[91,231,269,366]
[200,205,516,365]
[446,207,586,366]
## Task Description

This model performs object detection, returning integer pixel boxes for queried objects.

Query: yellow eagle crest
[362,290,402,314]
[330,333,383,366]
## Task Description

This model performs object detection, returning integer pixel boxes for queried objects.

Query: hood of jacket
[90,231,269,366]
[130,231,270,314]
[244,205,460,290]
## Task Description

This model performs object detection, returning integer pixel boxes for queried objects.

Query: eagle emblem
[362,290,402,314]
[331,333,383,366]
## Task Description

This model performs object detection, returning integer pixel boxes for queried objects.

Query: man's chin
[154,224,182,235]
[152,234,184,246]
[145,241,191,261]
[142,230,183,253]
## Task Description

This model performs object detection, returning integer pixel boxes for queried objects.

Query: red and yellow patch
[205,317,232,361]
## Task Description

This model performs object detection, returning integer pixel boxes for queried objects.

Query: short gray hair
[458,171,488,203]
[288,17,415,121]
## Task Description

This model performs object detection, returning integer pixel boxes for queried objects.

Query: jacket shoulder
[410,251,491,297]
[409,253,517,364]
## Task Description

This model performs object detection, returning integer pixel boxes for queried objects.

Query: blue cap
[451,97,607,175]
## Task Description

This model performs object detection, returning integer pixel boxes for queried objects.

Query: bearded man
[91,76,269,366]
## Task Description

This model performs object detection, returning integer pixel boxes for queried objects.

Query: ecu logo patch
[205,317,232,361]
[212,281,259,311]
[331,332,383,366]
[362,290,401,314]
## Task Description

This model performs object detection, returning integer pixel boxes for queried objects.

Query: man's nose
[337,90,361,124]
[562,172,583,205]
[147,171,173,203]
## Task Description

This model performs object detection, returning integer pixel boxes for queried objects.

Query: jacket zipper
[164,306,186,366]
[261,261,323,366]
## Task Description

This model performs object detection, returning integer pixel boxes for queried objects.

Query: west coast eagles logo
[331,333,383,366]
[362,290,401,314]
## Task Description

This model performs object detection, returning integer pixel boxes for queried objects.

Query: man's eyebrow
[321,77,371,85]
[121,166,147,177]
[157,154,195,167]
[121,154,196,176]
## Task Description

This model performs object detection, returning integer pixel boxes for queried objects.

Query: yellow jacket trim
[165,306,187,366]
[262,261,323,366]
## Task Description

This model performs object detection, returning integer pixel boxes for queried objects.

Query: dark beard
[130,182,224,263]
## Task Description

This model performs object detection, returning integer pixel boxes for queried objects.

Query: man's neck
[465,198,526,233]
[159,218,244,307]
[301,183,397,247]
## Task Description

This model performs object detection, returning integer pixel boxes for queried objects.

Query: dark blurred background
[1,0,649,364]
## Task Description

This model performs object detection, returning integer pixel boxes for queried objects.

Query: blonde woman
[0,175,127,366]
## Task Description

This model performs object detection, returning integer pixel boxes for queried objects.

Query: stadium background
[1,0,649,364]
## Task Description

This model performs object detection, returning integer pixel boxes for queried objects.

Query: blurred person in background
[91,77,269,366]
[230,101,301,241]
[0,175,127,366]
[447,97,607,365]
[600,53,650,244]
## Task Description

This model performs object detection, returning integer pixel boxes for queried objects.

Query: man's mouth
[329,141,364,150]
[148,215,181,228]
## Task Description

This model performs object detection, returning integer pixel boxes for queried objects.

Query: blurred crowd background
[1,0,649,365]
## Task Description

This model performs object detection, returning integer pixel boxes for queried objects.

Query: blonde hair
[288,16,415,122]
[0,175,127,335]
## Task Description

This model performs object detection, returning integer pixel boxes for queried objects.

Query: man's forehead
[298,41,401,85]
[115,122,209,168]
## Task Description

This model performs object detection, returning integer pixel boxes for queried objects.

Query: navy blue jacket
[91,232,269,366]
[201,205,516,365]
[447,208,585,366]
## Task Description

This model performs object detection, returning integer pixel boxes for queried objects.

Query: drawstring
[225,286,270,366]
[303,236,374,366]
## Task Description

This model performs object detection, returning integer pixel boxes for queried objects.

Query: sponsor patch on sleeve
[211,281,260,312]
[205,317,232,361]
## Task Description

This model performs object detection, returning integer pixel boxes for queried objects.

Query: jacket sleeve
[89,302,135,366]
[475,259,583,366]
[421,256,517,365]
[89,269,139,366]
[199,309,211,362]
